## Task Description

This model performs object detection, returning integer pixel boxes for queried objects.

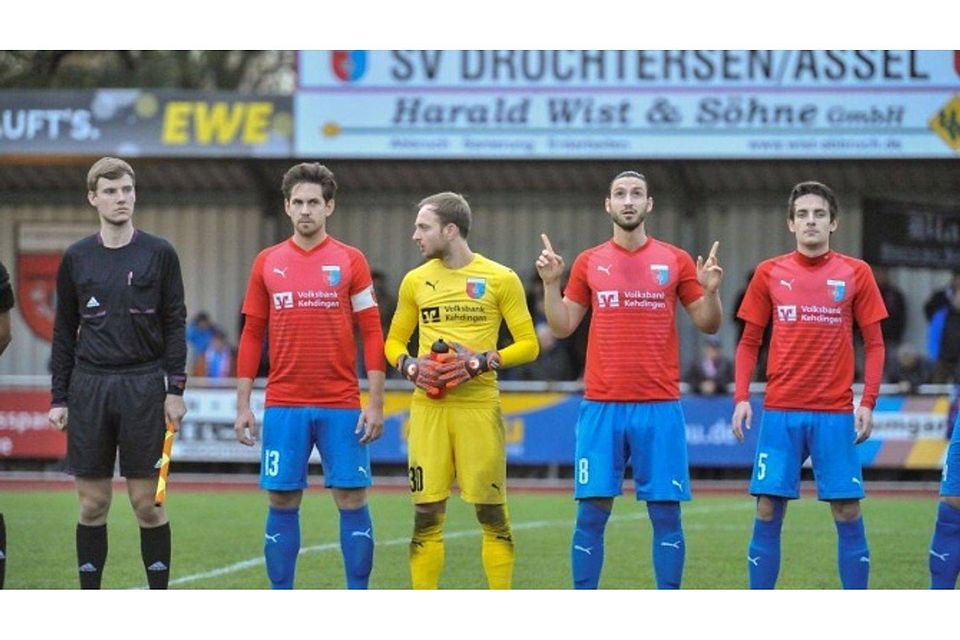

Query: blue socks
[648,501,684,589]
[571,500,610,589]
[835,517,870,589]
[929,501,960,589]
[265,504,375,589]
[339,505,374,589]
[748,498,785,589]
[264,506,300,589]
[572,501,685,589]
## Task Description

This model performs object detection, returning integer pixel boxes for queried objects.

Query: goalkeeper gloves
[435,343,501,390]
[398,340,459,398]
[398,354,442,397]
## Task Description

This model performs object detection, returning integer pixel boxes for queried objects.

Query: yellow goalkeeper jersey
[385,253,539,403]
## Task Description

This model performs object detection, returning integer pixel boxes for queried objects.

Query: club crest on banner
[466,277,486,299]
[331,51,367,83]
[322,265,341,287]
[16,223,92,342]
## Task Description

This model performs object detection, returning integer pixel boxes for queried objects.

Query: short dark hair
[87,157,135,192]
[609,170,648,195]
[281,162,337,203]
[418,192,472,238]
[788,181,839,221]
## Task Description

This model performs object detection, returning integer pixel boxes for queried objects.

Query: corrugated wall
[0,203,266,375]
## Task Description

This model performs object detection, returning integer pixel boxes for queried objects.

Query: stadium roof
[1,158,958,197]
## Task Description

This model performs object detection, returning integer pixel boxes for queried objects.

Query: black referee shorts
[66,362,167,479]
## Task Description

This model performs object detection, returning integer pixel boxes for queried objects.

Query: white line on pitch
[155,502,753,588]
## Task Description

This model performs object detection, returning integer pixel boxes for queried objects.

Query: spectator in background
[929,287,960,384]
[885,342,933,394]
[371,270,397,340]
[187,311,216,372]
[194,326,234,378]
[684,335,734,395]
[873,266,907,349]
[924,270,960,322]
[0,259,13,357]
[512,275,576,381]
[358,270,401,379]
[733,270,770,382]
[0,259,13,589]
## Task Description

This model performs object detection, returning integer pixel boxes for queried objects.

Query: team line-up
[1,157,956,590]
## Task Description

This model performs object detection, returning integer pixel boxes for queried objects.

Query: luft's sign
[0,90,293,157]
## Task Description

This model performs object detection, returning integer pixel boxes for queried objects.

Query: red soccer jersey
[241,237,375,408]
[565,238,704,401]
[737,250,888,412]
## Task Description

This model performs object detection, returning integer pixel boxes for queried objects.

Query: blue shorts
[259,407,371,492]
[940,414,960,498]
[749,409,864,501]
[574,400,691,502]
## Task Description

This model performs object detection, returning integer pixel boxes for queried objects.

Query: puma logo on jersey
[671,479,683,491]
[272,267,288,278]
[597,264,612,275]
[851,477,862,485]
[86,297,100,308]
[780,278,794,290]
[425,280,438,290]
[358,466,368,477]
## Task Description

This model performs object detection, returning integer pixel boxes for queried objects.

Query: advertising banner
[296,50,960,159]
[0,388,65,458]
[15,223,92,342]
[1,385,950,469]
[0,90,293,157]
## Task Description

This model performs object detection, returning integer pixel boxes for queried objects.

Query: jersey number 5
[756,452,769,481]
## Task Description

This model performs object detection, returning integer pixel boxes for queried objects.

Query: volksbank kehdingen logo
[331,51,367,82]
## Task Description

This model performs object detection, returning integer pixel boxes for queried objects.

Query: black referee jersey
[50,231,187,405]
[0,259,13,313]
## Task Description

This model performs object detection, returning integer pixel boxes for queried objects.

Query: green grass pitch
[0,486,941,589]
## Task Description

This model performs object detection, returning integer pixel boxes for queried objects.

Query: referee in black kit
[0,257,13,589]
[48,157,187,589]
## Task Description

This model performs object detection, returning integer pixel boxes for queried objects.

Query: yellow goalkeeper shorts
[406,400,507,505]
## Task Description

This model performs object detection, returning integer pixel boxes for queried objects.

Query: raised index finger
[541,233,555,254]
[708,240,719,260]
